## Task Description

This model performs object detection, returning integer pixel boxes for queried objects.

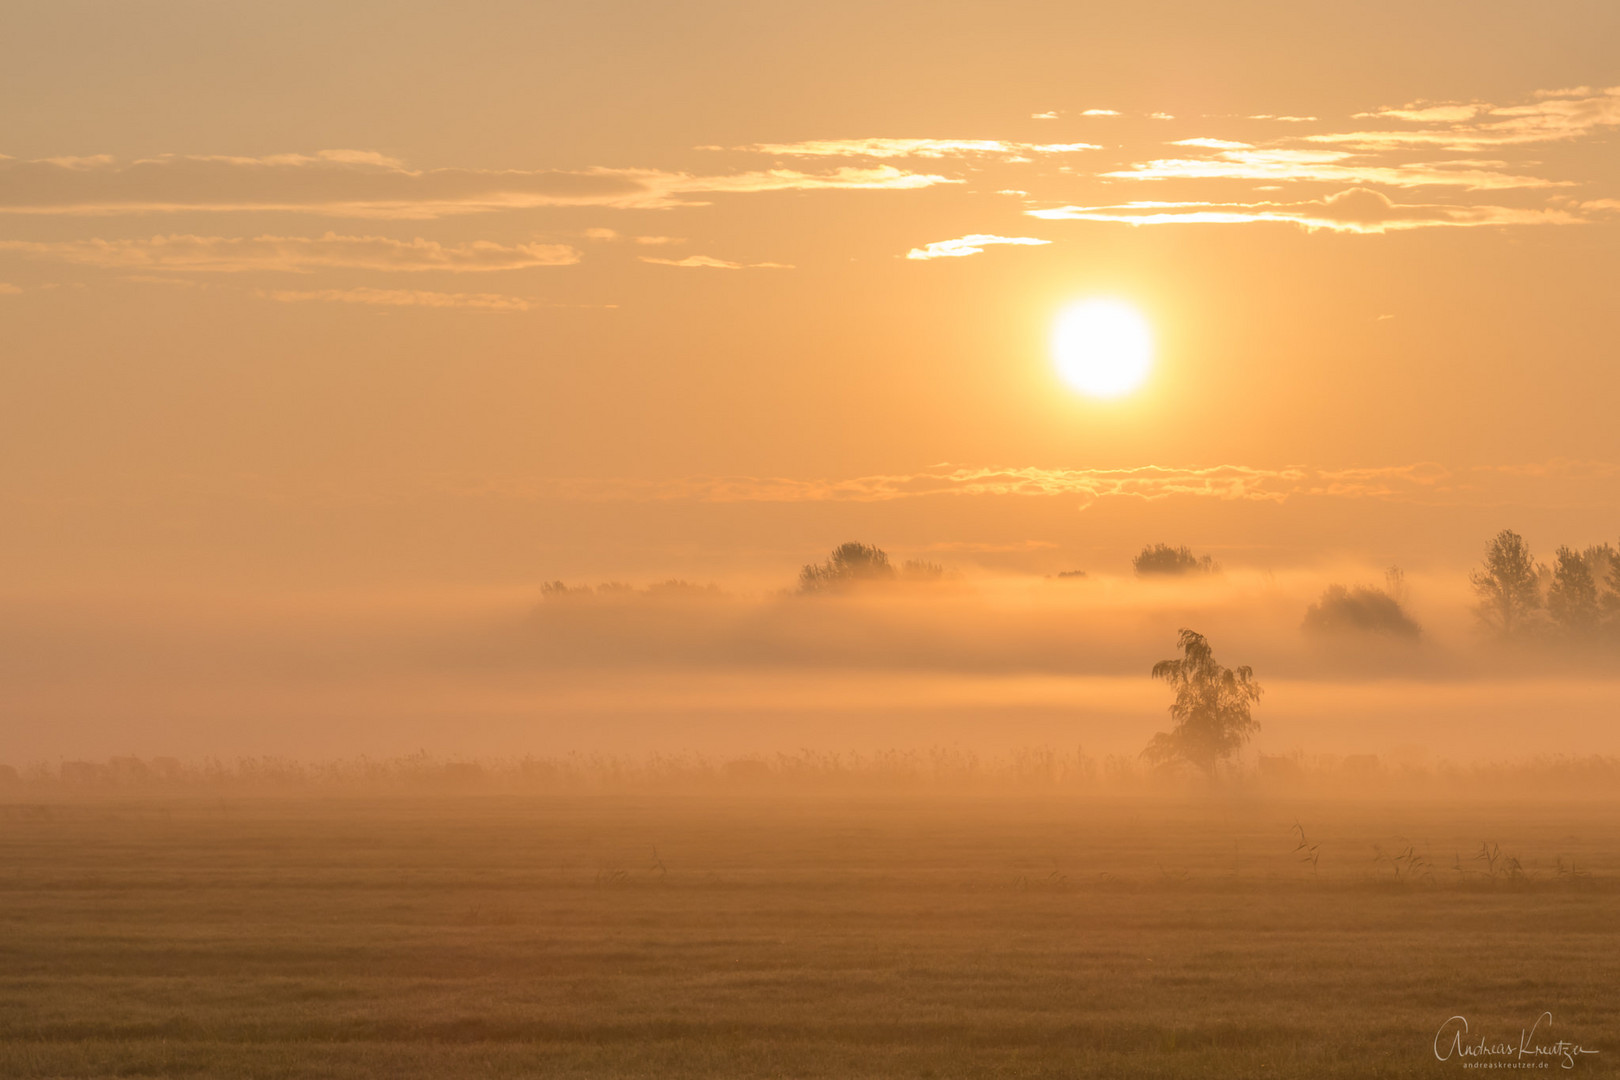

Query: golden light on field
[1051,299,1154,399]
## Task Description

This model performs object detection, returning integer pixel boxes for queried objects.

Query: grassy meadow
[1,786,1617,1078]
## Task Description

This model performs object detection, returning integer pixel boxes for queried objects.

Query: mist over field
[7,552,1619,767]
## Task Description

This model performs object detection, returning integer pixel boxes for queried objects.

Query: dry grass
[1,793,1617,1078]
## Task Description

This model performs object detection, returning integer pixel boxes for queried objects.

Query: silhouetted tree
[798,542,896,593]
[1469,529,1542,637]
[1141,629,1262,774]
[1133,543,1218,576]
[1604,545,1620,628]
[1581,543,1616,593]
[1547,546,1600,636]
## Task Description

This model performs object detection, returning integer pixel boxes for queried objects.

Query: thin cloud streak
[0,154,958,218]
[0,234,581,273]
[262,286,543,311]
[473,462,1459,507]
[906,234,1051,259]
[639,255,793,269]
[727,138,1101,159]
[1028,188,1592,233]
[1322,86,1620,149]
[1102,148,1562,190]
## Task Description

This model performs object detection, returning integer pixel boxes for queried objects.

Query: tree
[1133,543,1218,576]
[1469,529,1542,637]
[798,542,896,593]
[1546,546,1600,636]
[1605,544,1620,627]
[1141,629,1262,774]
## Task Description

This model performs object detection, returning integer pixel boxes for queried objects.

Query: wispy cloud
[1080,109,1120,117]
[1028,187,1593,233]
[728,138,1100,160]
[1318,86,1620,149]
[1170,138,1254,150]
[1102,147,1561,190]
[0,154,957,218]
[638,255,793,269]
[477,462,1460,507]
[906,234,1052,260]
[0,233,581,272]
[0,282,21,294]
[262,286,541,311]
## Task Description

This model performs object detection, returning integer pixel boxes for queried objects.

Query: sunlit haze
[1,1,1618,770]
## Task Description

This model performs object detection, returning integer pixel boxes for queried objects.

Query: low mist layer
[5,545,1620,766]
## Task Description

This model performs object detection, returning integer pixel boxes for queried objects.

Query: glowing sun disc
[1052,299,1153,398]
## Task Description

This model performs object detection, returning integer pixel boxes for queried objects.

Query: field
[2,791,1617,1078]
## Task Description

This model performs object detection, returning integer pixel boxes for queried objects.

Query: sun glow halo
[1052,299,1154,398]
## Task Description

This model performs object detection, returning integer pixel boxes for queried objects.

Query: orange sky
[3,2,1620,761]
[4,2,1620,590]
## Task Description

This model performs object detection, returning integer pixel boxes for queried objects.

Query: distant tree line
[1470,529,1620,640]
[539,579,724,601]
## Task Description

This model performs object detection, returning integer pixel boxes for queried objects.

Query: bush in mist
[1302,572,1421,640]
[901,559,947,582]
[798,542,895,593]
[1132,543,1218,577]
[1141,629,1261,775]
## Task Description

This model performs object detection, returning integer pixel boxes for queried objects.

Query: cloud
[0,153,958,218]
[1080,109,1120,117]
[0,233,581,273]
[482,462,1459,507]
[1102,147,1562,190]
[1028,187,1589,233]
[1031,111,1060,120]
[1321,87,1620,149]
[1171,138,1254,150]
[0,282,20,294]
[262,286,540,311]
[728,139,1100,159]
[638,255,792,269]
[1248,115,1318,122]
[905,234,1052,260]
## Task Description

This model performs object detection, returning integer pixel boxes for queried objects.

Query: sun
[1051,298,1154,399]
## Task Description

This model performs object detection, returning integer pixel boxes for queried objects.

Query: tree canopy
[1132,544,1218,576]
[1547,545,1601,635]
[798,542,897,593]
[1141,629,1262,774]
[1469,529,1542,637]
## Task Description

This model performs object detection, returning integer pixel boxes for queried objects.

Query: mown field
[1,793,1616,1078]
